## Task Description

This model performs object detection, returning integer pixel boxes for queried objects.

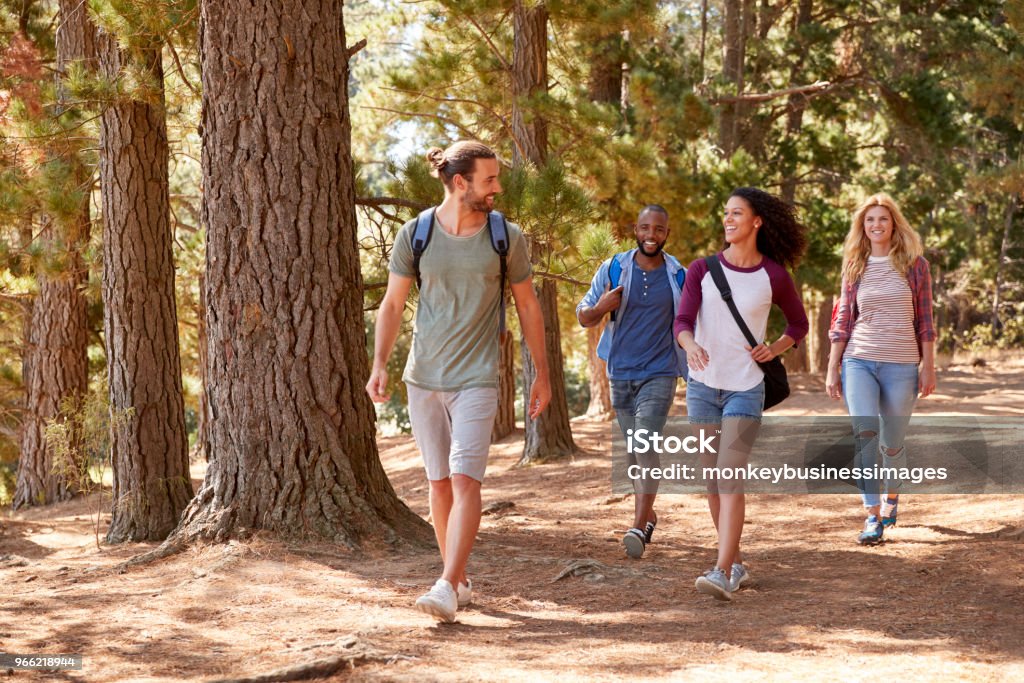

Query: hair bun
[426,147,447,175]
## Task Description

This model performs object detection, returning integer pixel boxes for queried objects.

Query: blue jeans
[841,357,918,508]
[685,378,765,424]
[611,376,677,495]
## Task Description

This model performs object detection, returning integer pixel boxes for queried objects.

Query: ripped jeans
[841,357,919,508]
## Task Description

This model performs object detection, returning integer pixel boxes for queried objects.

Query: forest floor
[2,357,1023,682]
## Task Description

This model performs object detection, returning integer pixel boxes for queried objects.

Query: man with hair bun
[367,140,551,624]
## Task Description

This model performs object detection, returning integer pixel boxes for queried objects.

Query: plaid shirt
[829,255,935,346]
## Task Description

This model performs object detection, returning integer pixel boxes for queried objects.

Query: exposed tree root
[207,637,407,682]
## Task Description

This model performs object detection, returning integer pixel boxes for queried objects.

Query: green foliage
[45,386,133,547]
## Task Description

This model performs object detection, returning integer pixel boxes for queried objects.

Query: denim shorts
[685,377,765,424]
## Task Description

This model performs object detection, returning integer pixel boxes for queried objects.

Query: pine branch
[166,40,200,99]
[355,196,429,212]
[359,106,479,140]
[347,38,368,59]
[464,14,510,70]
[382,87,518,148]
[709,80,832,104]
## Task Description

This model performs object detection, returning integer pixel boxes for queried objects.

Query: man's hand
[596,283,624,315]
[528,375,552,419]
[366,367,390,403]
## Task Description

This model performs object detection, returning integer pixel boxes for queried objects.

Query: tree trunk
[587,33,622,105]
[12,0,95,510]
[511,0,548,167]
[13,226,89,509]
[511,1,575,463]
[491,332,517,442]
[779,0,814,205]
[169,1,428,546]
[814,294,833,373]
[520,278,575,463]
[195,272,210,460]
[992,196,1017,335]
[718,0,744,156]
[585,320,613,419]
[98,32,193,542]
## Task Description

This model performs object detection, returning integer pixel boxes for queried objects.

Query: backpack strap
[411,207,436,290]
[703,255,759,348]
[608,253,624,322]
[487,211,510,339]
[675,267,686,289]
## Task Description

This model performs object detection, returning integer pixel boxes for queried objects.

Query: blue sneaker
[729,563,751,591]
[858,515,884,545]
[695,567,733,601]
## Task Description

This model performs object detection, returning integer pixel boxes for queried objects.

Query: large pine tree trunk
[585,321,613,419]
[520,279,575,462]
[13,237,88,509]
[511,1,548,167]
[12,0,95,510]
[169,1,428,545]
[511,1,575,464]
[98,33,193,542]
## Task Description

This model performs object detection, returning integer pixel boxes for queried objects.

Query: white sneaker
[457,578,472,607]
[415,579,457,623]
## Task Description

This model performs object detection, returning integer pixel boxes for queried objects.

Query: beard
[636,237,664,257]
[462,188,494,213]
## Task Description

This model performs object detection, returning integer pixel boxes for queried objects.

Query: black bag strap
[703,255,760,349]
[487,211,510,338]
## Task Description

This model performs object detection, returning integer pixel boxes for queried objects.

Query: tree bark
[718,0,745,157]
[587,33,622,105]
[585,320,613,419]
[511,1,575,464]
[13,0,95,510]
[98,32,192,542]
[170,0,428,546]
[511,0,548,168]
[491,332,517,442]
[520,278,575,463]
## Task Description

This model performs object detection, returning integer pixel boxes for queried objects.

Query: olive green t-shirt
[389,216,532,391]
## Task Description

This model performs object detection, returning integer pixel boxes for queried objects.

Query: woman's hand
[919,365,936,398]
[825,365,842,401]
[745,342,776,363]
[682,340,710,372]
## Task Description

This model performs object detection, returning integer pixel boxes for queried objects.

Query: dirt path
[2,361,1023,681]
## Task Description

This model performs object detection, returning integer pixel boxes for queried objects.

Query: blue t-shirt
[608,264,678,380]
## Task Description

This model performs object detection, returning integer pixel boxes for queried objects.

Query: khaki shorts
[407,384,499,482]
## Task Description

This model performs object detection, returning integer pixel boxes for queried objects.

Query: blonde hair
[841,193,923,283]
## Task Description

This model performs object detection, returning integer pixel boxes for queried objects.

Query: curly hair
[842,193,923,283]
[729,187,808,270]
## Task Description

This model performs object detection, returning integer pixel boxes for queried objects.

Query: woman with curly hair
[826,193,936,545]
[674,187,809,601]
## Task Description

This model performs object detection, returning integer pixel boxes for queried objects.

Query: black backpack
[411,207,511,338]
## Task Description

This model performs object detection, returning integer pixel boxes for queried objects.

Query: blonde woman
[826,193,936,545]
